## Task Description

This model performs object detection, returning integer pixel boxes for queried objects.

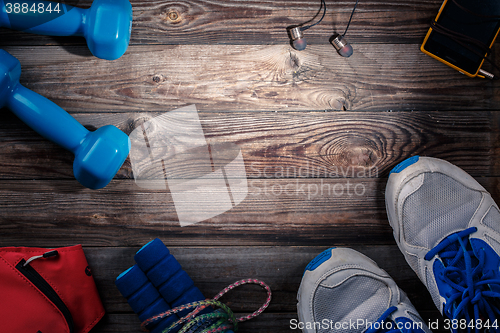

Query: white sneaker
[296,247,431,333]
[386,156,500,332]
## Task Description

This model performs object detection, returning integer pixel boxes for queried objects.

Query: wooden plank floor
[1,0,499,332]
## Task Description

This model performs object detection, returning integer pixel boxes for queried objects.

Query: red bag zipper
[15,253,75,333]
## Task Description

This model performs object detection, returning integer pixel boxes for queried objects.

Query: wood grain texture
[1,111,499,180]
[1,44,499,113]
[0,178,391,247]
[1,177,499,248]
[1,1,499,331]
[0,0,444,45]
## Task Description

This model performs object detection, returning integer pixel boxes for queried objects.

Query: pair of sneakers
[297,156,500,332]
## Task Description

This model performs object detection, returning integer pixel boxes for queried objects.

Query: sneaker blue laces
[424,227,500,333]
[365,306,425,333]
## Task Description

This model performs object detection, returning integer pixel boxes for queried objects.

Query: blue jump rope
[116,239,232,333]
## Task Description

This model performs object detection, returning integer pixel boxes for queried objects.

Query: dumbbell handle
[0,0,86,36]
[7,83,88,153]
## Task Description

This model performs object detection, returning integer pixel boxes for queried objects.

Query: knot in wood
[325,134,380,170]
[288,52,301,71]
[167,10,180,22]
[152,74,166,83]
[128,114,156,135]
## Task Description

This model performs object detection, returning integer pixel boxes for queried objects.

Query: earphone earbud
[286,0,358,57]
[330,34,353,57]
[288,26,307,51]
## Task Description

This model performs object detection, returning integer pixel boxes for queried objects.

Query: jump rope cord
[141,278,272,333]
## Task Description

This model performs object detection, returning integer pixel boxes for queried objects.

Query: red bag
[0,245,105,333]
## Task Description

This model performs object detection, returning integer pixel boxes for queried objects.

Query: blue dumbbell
[0,49,130,189]
[0,0,132,60]
[116,265,179,333]
[134,239,207,317]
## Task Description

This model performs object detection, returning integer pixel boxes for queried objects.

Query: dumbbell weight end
[0,0,132,60]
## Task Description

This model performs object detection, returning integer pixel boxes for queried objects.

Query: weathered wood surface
[1,111,499,180]
[1,176,499,249]
[0,0,444,45]
[1,109,500,247]
[1,45,499,112]
[0,178,394,247]
[1,0,499,332]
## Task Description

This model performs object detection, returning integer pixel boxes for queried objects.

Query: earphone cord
[300,0,359,35]
[343,0,360,36]
[301,0,326,31]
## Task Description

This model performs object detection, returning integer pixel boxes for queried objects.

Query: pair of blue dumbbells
[116,239,234,333]
[0,0,133,189]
